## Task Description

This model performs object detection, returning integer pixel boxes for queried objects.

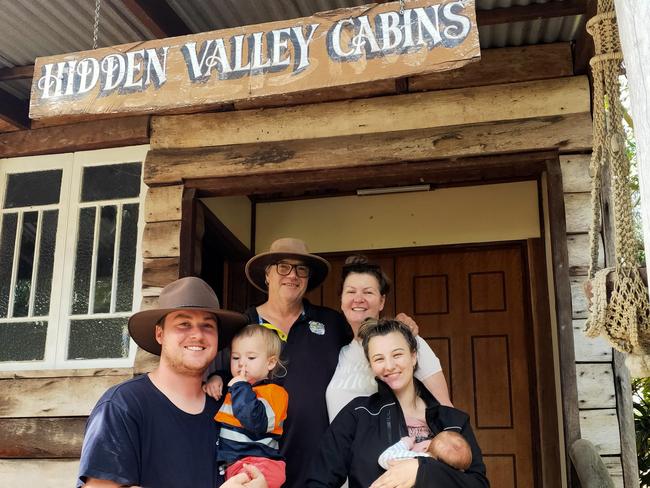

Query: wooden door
[307,245,536,488]
[395,245,535,488]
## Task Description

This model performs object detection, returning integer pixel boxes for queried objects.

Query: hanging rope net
[584,0,650,377]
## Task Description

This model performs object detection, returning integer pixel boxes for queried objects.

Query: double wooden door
[306,244,536,488]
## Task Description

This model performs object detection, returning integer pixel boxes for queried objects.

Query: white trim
[87,204,101,314]
[110,203,123,314]
[7,211,23,318]
[0,144,149,371]
[27,210,44,317]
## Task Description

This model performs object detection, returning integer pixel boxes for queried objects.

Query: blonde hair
[232,324,285,378]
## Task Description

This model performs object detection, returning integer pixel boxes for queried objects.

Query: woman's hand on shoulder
[395,313,419,337]
[369,458,418,488]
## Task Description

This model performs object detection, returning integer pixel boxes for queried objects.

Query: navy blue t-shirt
[77,374,221,488]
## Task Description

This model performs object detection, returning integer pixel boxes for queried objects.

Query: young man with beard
[76,277,267,488]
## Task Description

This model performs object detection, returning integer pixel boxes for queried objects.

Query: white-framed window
[0,145,148,370]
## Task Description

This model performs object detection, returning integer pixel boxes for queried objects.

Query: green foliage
[633,377,650,486]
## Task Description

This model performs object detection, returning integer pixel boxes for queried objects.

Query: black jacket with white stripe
[305,378,490,488]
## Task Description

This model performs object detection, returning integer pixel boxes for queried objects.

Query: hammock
[584,0,650,377]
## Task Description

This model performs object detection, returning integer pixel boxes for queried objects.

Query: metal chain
[399,0,405,15]
[93,0,102,49]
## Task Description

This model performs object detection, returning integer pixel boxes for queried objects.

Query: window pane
[4,170,62,208]
[71,207,96,315]
[0,214,17,318]
[116,204,138,312]
[67,317,129,359]
[0,321,47,361]
[14,212,38,317]
[34,210,58,316]
[94,206,116,314]
[81,163,142,202]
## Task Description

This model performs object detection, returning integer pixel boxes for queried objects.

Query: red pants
[226,456,286,488]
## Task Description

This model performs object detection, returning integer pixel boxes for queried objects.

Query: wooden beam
[0,417,85,458]
[0,116,149,158]
[0,89,29,130]
[145,185,183,223]
[187,151,555,198]
[410,43,573,92]
[151,77,590,149]
[143,257,180,287]
[477,0,587,27]
[234,79,397,111]
[145,113,592,186]
[0,375,131,418]
[121,0,191,38]
[0,460,78,486]
[142,221,181,258]
[0,64,34,82]
[544,159,581,488]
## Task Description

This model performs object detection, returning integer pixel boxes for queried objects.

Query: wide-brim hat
[245,237,331,292]
[128,276,247,355]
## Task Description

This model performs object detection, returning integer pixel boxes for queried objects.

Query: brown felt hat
[128,276,247,355]
[245,237,330,292]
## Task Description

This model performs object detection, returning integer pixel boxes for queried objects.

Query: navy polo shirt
[246,300,352,488]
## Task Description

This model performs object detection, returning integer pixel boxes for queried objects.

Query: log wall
[561,154,624,487]
[0,369,131,486]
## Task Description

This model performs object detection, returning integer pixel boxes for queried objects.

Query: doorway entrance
[305,243,536,488]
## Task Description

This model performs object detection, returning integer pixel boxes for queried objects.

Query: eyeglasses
[275,262,310,278]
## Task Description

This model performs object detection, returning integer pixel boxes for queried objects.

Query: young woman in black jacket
[306,319,490,488]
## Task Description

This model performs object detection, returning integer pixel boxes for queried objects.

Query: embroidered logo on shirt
[309,320,325,335]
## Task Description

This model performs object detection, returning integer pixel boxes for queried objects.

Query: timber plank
[571,277,589,319]
[145,113,593,186]
[560,154,592,193]
[0,459,79,487]
[410,43,573,92]
[576,363,616,408]
[613,351,641,488]
[142,257,180,287]
[567,233,604,276]
[0,116,150,158]
[145,185,183,222]
[0,375,131,418]
[142,221,181,258]
[0,417,85,458]
[564,193,593,234]
[0,119,21,133]
[151,77,590,149]
[603,457,624,488]
[579,409,621,455]
[573,319,613,362]
[234,79,397,110]
[0,367,131,380]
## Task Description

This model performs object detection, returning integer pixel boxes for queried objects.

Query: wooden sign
[29,0,480,120]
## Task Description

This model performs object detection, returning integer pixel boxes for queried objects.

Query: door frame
[179,151,578,487]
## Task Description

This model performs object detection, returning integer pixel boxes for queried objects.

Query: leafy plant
[633,377,650,486]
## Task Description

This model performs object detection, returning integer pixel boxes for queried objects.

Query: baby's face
[230,334,276,384]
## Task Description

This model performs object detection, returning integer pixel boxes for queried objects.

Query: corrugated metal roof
[0,0,585,101]
[0,0,156,68]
